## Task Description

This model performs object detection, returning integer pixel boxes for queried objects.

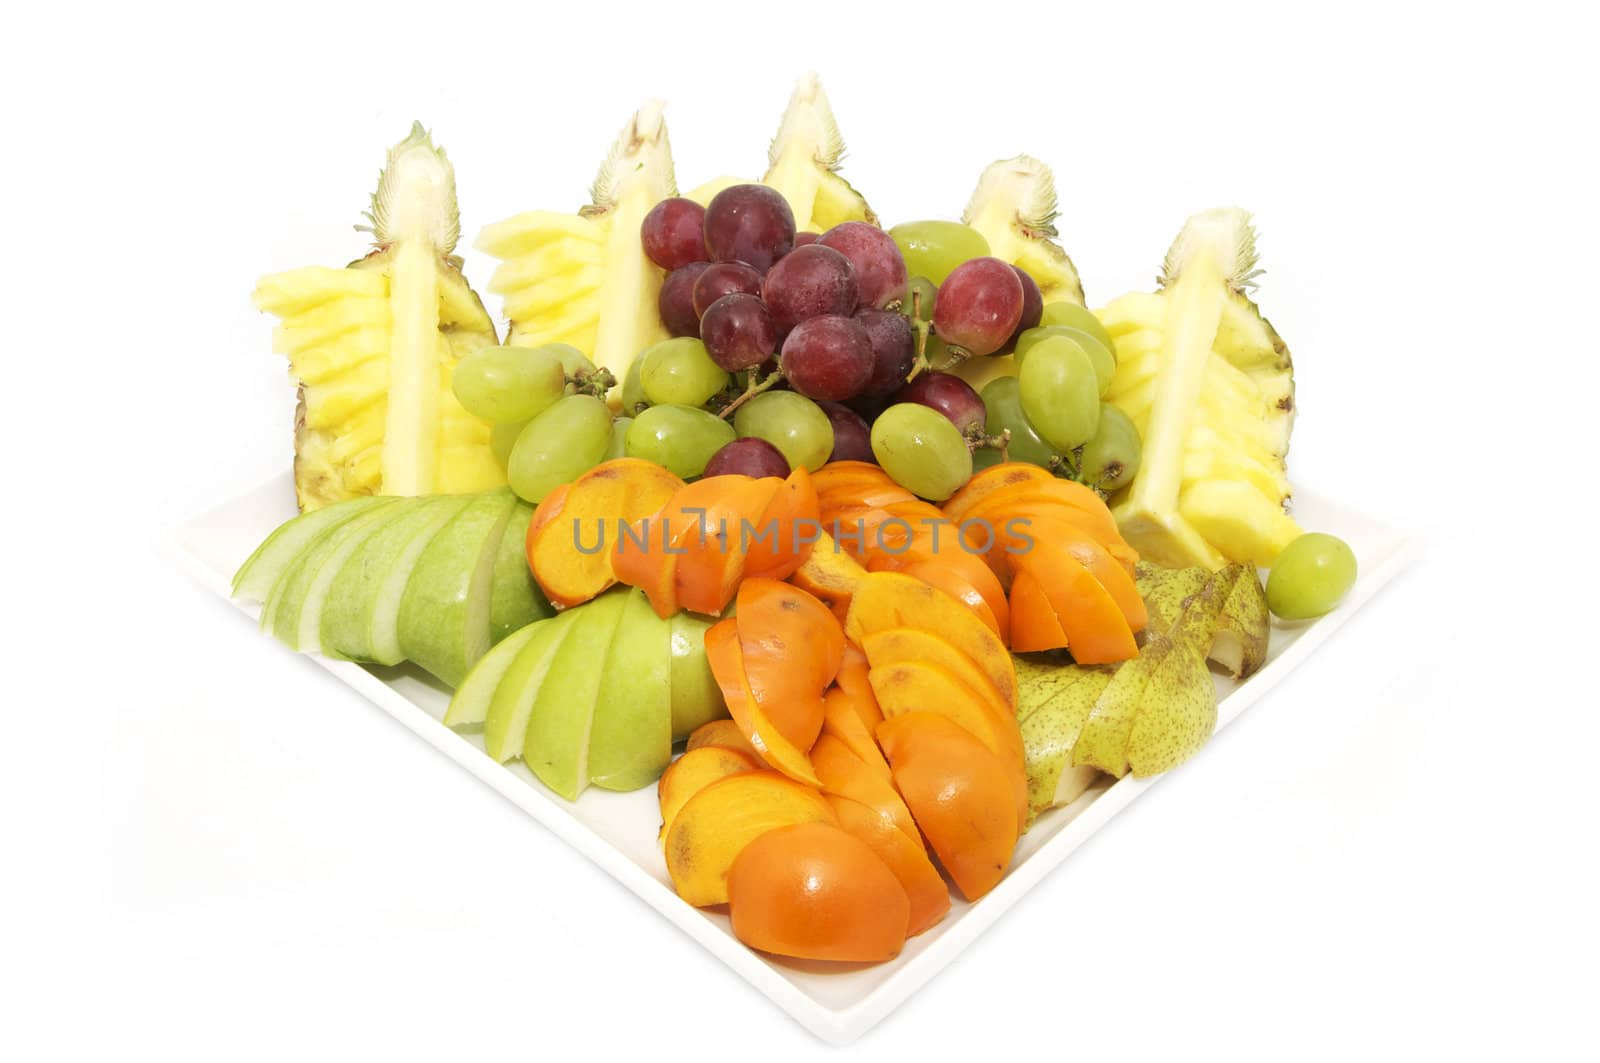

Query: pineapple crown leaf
[961,154,1060,238]
[360,121,460,253]
[768,72,847,172]
[1160,207,1262,293]
[588,99,678,214]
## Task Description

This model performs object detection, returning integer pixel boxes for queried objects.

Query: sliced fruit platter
[183,75,1411,1039]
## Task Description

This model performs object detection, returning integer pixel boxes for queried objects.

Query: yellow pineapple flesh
[761,73,876,231]
[253,123,502,511]
[1099,208,1298,568]
[962,155,1086,305]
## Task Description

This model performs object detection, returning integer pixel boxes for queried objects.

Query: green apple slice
[267,499,405,650]
[524,590,630,799]
[397,490,519,687]
[489,501,554,644]
[444,618,546,731]
[232,496,389,601]
[320,495,470,665]
[484,610,579,761]
[587,589,672,792]
[667,611,725,741]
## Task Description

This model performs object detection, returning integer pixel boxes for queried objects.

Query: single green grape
[1266,533,1358,619]
[970,446,1005,473]
[620,355,648,414]
[506,394,613,502]
[871,402,973,502]
[1019,336,1101,451]
[490,420,527,466]
[1077,404,1141,491]
[639,337,730,408]
[981,376,1059,468]
[732,391,834,472]
[1014,326,1116,395]
[625,404,735,479]
[887,221,991,285]
[901,276,938,323]
[606,416,632,460]
[1039,302,1117,355]
[452,345,567,423]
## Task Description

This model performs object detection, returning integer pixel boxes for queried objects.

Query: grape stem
[569,367,617,399]
[717,368,784,420]
[967,426,1011,459]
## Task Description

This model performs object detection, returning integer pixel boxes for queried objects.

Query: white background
[4,1,1596,1057]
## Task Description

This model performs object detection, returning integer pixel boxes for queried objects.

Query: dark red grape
[854,308,917,396]
[659,261,710,337]
[779,314,874,401]
[818,401,875,463]
[933,257,1024,357]
[1008,265,1043,345]
[703,184,795,272]
[794,231,821,247]
[895,371,986,434]
[703,436,791,479]
[641,197,708,271]
[819,221,908,310]
[846,392,891,422]
[762,244,858,329]
[692,261,764,318]
[699,293,778,372]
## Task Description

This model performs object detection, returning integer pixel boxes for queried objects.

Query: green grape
[1039,301,1116,354]
[1019,336,1101,451]
[1266,533,1358,620]
[870,402,973,501]
[1014,326,1116,395]
[981,377,1059,468]
[970,445,1005,473]
[606,416,632,460]
[1077,404,1141,491]
[452,345,567,423]
[901,276,938,323]
[887,220,991,285]
[732,391,834,472]
[506,394,614,502]
[620,355,649,415]
[625,404,735,479]
[490,420,527,466]
[639,337,730,408]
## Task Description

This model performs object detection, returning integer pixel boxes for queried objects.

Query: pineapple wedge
[962,156,1085,305]
[1100,209,1298,569]
[762,73,876,231]
[477,101,676,389]
[254,124,502,511]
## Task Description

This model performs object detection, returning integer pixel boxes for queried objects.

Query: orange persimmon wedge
[613,515,679,618]
[877,712,1020,902]
[733,579,843,752]
[859,628,1010,723]
[827,795,950,937]
[810,733,921,844]
[1004,513,1147,632]
[685,719,759,759]
[742,467,820,581]
[665,771,837,907]
[821,687,890,781]
[527,458,684,608]
[788,531,866,617]
[1013,547,1138,664]
[657,746,759,843]
[1007,568,1071,653]
[727,821,909,962]
[673,476,783,616]
[704,619,821,787]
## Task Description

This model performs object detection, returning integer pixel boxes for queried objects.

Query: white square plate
[174,474,1415,1043]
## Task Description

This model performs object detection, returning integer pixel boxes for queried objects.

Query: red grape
[819,401,875,463]
[895,371,986,434]
[703,437,791,479]
[692,261,764,318]
[854,308,917,396]
[699,293,778,372]
[819,222,908,310]
[794,231,821,247]
[933,257,1024,357]
[659,261,710,337]
[703,184,795,272]
[641,197,708,271]
[1008,265,1043,344]
[762,244,858,329]
[779,314,874,401]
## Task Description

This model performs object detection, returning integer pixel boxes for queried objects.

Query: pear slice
[524,590,630,799]
[320,495,469,664]
[489,500,553,644]
[1014,656,1112,820]
[668,612,725,741]
[1135,562,1270,678]
[587,589,672,792]
[268,500,405,651]
[483,612,579,762]
[1071,639,1175,777]
[233,496,391,601]
[1124,640,1216,777]
[397,490,518,686]
[1210,564,1270,679]
[444,619,544,731]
